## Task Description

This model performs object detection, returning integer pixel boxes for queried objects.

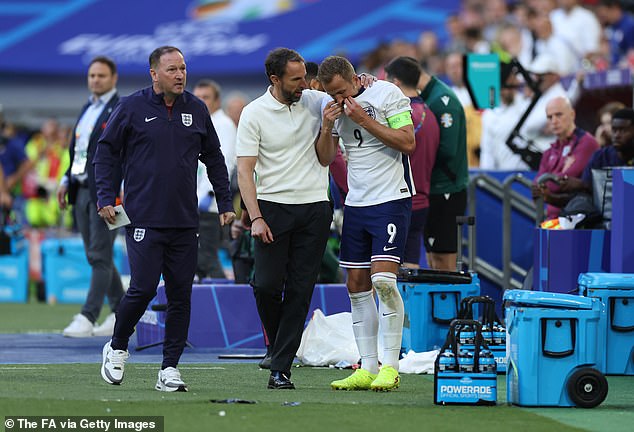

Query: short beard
[282,88,302,104]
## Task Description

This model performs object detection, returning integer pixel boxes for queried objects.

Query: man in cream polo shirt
[236,48,333,390]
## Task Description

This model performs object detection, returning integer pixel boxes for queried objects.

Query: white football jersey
[332,80,413,207]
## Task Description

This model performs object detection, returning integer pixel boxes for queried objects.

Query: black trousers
[252,200,332,374]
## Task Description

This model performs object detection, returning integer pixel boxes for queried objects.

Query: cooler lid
[503,290,594,310]
[578,273,634,289]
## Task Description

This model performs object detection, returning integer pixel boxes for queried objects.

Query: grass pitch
[1,303,633,432]
[1,363,633,432]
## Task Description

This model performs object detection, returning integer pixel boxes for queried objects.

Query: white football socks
[349,290,379,374]
[372,272,404,370]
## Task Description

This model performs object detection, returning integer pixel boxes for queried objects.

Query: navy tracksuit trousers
[111,227,198,369]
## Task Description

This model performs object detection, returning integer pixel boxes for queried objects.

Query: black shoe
[258,352,272,369]
[267,371,295,390]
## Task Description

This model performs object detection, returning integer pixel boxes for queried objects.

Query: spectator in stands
[57,56,124,338]
[528,9,579,76]
[0,108,30,213]
[95,46,234,392]
[561,108,634,194]
[224,91,249,127]
[531,96,600,219]
[482,0,512,43]
[595,101,626,147]
[443,13,467,54]
[416,31,444,76]
[550,0,602,62]
[496,22,534,69]
[193,79,237,280]
[24,118,69,227]
[385,56,439,269]
[444,52,481,167]
[0,164,12,209]
[517,53,567,156]
[479,64,532,170]
[595,0,634,67]
[418,60,469,271]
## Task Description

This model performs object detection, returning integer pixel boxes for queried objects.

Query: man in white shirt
[550,0,601,61]
[236,48,333,390]
[193,79,237,280]
[516,54,567,159]
[480,69,531,170]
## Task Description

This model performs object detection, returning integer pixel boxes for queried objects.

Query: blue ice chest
[41,236,127,304]
[398,269,480,352]
[0,249,29,302]
[578,273,634,375]
[504,290,608,408]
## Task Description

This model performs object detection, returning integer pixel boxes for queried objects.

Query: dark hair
[89,56,117,75]
[612,108,634,123]
[194,79,221,100]
[317,56,356,85]
[597,0,621,8]
[265,48,304,84]
[384,56,421,88]
[149,46,183,69]
[305,61,319,82]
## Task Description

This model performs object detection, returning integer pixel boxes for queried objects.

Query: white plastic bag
[296,309,360,366]
[398,349,440,374]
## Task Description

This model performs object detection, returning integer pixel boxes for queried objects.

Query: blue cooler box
[578,272,634,375]
[398,269,480,352]
[504,290,608,408]
[0,249,29,302]
[41,236,127,304]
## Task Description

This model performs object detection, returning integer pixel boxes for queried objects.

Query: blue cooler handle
[610,297,634,332]
[431,292,459,324]
[541,319,576,358]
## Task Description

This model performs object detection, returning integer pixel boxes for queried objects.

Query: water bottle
[481,324,493,344]
[478,349,496,373]
[438,349,456,372]
[459,324,475,345]
[458,350,474,373]
[493,325,505,345]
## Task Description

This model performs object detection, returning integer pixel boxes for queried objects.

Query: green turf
[0,363,594,432]
[0,303,110,333]
[1,305,633,432]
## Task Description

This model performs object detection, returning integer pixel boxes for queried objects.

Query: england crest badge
[181,113,193,127]
[133,228,146,242]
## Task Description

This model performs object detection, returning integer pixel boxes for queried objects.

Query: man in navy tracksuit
[95,46,235,392]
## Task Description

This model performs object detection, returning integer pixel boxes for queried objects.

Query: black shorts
[403,207,429,264]
[424,189,467,253]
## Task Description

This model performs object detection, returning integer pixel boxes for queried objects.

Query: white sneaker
[62,314,94,338]
[93,313,116,337]
[155,367,188,392]
[101,341,129,385]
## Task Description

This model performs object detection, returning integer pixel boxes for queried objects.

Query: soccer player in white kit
[316,56,415,391]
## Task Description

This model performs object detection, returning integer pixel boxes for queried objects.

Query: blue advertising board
[0,0,459,75]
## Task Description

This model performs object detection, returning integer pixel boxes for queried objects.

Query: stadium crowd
[0,0,632,292]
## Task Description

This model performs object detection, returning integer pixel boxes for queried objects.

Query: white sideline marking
[0,366,49,370]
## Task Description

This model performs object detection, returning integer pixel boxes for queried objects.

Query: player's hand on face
[323,100,342,128]
[343,97,366,124]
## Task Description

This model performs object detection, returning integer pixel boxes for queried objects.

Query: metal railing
[466,173,543,291]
